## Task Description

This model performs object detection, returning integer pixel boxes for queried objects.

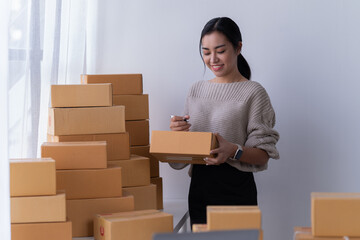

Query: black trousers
[188,163,257,227]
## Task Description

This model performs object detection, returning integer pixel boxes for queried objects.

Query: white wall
[93,1,360,239]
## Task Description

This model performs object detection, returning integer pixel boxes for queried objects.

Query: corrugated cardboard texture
[94,209,173,240]
[130,145,159,177]
[293,227,360,240]
[48,106,125,135]
[150,177,163,210]
[10,158,56,197]
[41,141,107,169]
[48,132,130,160]
[311,192,360,237]
[51,83,112,107]
[113,94,149,120]
[150,131,218,164]
[125,120,149,146]
[56,166,122,199]
[122,184,157,210]
[11,192,66,223]
[67,195,134,237]
[11,221,72,240]
[108,155,150,187]
[207,206,261,231]
[81,74,143,95]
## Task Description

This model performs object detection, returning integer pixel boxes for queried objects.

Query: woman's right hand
[170,115,191,131]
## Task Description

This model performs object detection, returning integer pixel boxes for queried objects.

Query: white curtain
[2,0,98,237]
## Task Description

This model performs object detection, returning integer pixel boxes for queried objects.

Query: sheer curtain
[2,0,98,237]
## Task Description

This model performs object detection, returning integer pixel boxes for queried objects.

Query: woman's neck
[210,71,247,83]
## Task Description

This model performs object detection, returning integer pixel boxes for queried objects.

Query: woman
[169,17,280,226]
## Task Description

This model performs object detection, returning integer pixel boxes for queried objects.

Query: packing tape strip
[344,237,350,240]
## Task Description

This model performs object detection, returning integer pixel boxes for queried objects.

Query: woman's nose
[210,53,219,63]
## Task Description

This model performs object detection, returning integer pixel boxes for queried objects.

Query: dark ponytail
[200,17,251,80]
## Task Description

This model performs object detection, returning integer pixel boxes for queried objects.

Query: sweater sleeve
[245,85,280,159]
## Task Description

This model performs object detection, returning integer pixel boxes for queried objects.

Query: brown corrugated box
[81,74,143,95]
[293,227,360,240]
[56,166,122,199]
[126,120,149,146]
[51,83,112,107]
[150,177,163,210]
[192,224,208,232]
[207,206,261,231]
[67,194,134,237]
[11,221,72,240]
[123,184,157,210]
[150,131,218,164]
[311,192,360,237]
[10,158,56,197]
[41,141,107,169]
[94,209,173,240]
[108,155,150,187]
[48,132,130,160]
[48,106,125,136]
[113,94,149,120]
[130,145,159,177]
[11,192,66,223]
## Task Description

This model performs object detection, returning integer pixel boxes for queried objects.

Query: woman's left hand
[204,133,238,165]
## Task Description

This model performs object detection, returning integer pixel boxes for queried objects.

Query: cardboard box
[130,145,159,177]
[113,94,149,120]
[94,209,173,240]
[11,221,72,240]
[11,192,66,223]
[311,192,360,237]
[108,155,150,187]
[207,206,261,231]
[10,158,56,197]
[67,194,134,237]
[51,83,112,107]
[293,227,360,240]
[48,132,130,160]
[81,74,143,95]
[126,120,149,146]
[48,106,125,135]
[192,224,208,232]
[150,177,163,210]
[41,141,107,169]
[122,184,157,210]
[150,131,218,164]
[56,166,122,199]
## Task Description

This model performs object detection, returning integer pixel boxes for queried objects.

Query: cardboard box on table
[192,224,208,233]
[113,94,149,120]
[207,206,261,231]
[294,227,360,240]
[10,158,56,197]
[130,145,159,177]
[48,132,130,160]
[67,194,134,237]
[108,155,150,187]
[51,83,112,107]
[11,221,72,240]
[125,120,149,146]
[150,131,218,164]
[94,209,173,240]
[311,192,360,237]
[11,192,66,223]
[48,106,125,136]
[56,166,122,199]
[123,184,157,210]
[81,74,143,95]
[41,141,107,169]
[150,177,163,210]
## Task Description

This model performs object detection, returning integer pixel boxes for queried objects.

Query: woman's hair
[200,17,251,80]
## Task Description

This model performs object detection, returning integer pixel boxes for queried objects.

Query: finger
[204,157,219,165]
[171,125,191,131]
[171,115,185,122]
[183,115,190,121]
[210,148,221,155]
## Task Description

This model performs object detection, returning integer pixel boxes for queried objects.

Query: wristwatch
[233,144,243,160]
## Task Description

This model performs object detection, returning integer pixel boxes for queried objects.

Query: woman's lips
[211,65,224,71]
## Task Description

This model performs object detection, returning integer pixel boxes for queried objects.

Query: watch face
[235,148,243,160]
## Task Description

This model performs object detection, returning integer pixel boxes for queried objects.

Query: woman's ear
[237,42,243,55]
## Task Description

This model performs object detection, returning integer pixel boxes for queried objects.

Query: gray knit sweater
[172,80,279,172]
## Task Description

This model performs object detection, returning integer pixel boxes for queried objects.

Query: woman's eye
[203,52,210,56]
[218,50,225,54]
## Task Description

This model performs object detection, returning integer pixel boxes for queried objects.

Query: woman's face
[201,31,241,78]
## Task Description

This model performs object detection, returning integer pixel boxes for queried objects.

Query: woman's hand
[169,115,191,131]
[204,133,238,165]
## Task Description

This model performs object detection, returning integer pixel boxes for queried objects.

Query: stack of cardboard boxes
[81,74,162,210]
[44,83,135,237]
[192,206,263,240]
[10,158,72,240]
[294,192,360,240]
